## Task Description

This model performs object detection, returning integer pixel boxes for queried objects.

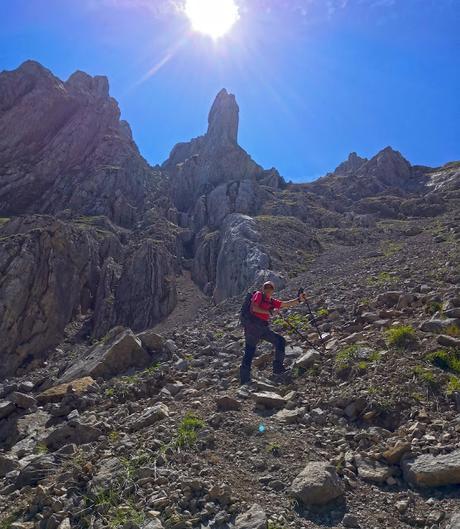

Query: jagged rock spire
[206,88,239,146]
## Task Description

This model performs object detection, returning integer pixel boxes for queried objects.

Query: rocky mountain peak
[359,146,412,184]
[206,88,239,146]
[65,70,109,98]
[334,151,368,175]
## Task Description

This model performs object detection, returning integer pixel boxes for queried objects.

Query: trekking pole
[275,311,324,354]
[298,288,327,349]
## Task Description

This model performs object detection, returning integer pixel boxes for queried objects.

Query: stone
[136,330,165,353]
[44,420,103,451]
[0,400,16,419]
[234,503,267,529]
[289,462,344,506]
[273,408,301,424]
[447,512,460,529]
[128,403,169,432]
[15,454,58,488]
[354,455,392,484]
[9,391,37,409]
[438,335,460,348]
[60,328,150,382]
[0,454,20,477]
[252,391,286,409]
[420,318,460,333]
[216,395,241,411]
[376,291,403,307]
[383,441,411,465]
[342,514,361,528]
[292,350,320,369]
[143,520,164,529]
[402,448,460,487]
[37,377,97,404]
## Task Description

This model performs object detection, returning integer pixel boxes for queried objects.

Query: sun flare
[184,0,240,39]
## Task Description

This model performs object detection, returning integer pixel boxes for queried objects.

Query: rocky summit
[0,61,460,529]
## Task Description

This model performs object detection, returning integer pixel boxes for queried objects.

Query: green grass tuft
[175,413,205,449]
[386,325,417,350]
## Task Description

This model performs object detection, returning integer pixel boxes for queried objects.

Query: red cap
[263,281,275,290]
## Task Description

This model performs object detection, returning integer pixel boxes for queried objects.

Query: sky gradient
[1,0,459,182]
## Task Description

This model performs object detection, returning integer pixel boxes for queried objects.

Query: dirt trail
[153,271,212,334]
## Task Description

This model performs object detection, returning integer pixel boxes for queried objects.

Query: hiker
[240,281,307,385]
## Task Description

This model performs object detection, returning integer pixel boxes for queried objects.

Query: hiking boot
[271,366,292,383]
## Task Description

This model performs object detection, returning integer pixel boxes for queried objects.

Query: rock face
[289,462,344,506]
[0,61,158,227]
[0,216,176,377]
[163,89,287,300]
[402,449,460,487]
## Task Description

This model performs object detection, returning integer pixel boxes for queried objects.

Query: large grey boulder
[44,420,103,451]
[289,461,345,506]
[234,504,267,529]
[15,454,59,488]
[402,449,460,487]
[128,403,169,432]
[60,327,150,382]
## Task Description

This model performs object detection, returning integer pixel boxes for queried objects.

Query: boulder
[128,403,169,432]
[252,391,286,409]
[59,328,150,382]
[0,400,16,420]
[44,420,103,451]
[355,455,392,484]
[383,441,411,465]
[15,454,58,488]
[376,291,403,307]
[438,335,460,348]
[37,377,97,404]
[234,504,267,529]
[136,330,165,353]
[0,454,19,477]
[420,318,460,333]
[217,395,242,412]
[289,462,344,506]
[9,392,37,410]
[293,350,320,370]
[402,449,460,487]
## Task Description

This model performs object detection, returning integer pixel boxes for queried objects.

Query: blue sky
[1,0,459,181]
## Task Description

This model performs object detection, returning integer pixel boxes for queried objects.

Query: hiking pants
[240,319,286,382]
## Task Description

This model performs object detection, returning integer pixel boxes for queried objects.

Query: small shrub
[34,442,48,455]
[335,344,360,371]
[386,325,417,350]
[446,325,460,337]
[108,431,120,443]
[413,365,438,388]
[316,308,329,317]
[267,442,281,456]
[105,388,115,398]
[426,349,460,373]
[425,301,443,316]
[175,413,205,448]
[357,360,368,371]
[446,375,460,395]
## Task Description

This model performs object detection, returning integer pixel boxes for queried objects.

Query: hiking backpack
[240,291,273,326]
[240,291,256,326]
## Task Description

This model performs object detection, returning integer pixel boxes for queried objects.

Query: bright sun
[184,0,240,39]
